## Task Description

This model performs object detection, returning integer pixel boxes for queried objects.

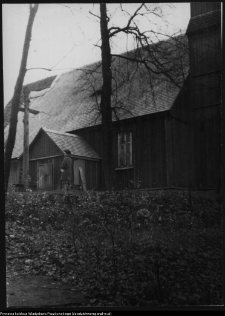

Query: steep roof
[4,34,189,159]
[4,76,56,128]
[43,128,100,160]
[186,9,221,35]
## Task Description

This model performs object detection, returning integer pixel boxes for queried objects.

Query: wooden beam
[19,106,39,115]
[29,154,100,161]
[29,155,63,161]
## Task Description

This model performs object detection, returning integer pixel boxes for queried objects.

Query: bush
[5,191,75,229]
[5,189,222,306]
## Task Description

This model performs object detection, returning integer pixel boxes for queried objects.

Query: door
[38,163,53,190]
[74,160,85,186]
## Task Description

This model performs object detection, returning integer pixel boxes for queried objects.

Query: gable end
[29,129,63,160]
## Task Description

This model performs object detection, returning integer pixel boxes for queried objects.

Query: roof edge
[186,9,221,35]
[44,128,101,160]
[44,128,81,139]
[18,127,65,159]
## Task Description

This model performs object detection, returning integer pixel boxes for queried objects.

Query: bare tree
[93,3,188,189]
[4,4,39,192]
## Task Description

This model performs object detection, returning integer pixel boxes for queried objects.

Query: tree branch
[26,67,52,72]
[51,43,76,70]
[108,3,145,37]
[89,10,101,19]
[111,54,165,76]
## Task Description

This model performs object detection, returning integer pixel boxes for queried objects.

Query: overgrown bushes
[5,189,222,306]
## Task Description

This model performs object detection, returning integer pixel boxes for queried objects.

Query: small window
[118,131,132,168]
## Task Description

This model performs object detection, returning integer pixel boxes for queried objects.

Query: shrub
[5,189,222,306]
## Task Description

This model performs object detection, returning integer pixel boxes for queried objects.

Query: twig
[89,11,100,19]
[26,67,52,72]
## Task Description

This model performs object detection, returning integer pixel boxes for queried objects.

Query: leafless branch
[51,44,77,70]
[89,10,101,19]
[93,44,101,49]
[108,3,145,37]
[57,3,98,24]
[26,67,52,72]
[112,107,120,121]
[27,42,77,73]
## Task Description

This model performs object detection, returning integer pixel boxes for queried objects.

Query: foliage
[5,189,222,307]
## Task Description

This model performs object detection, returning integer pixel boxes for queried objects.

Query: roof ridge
[44,128,80,138]
[191,9,221,19]
[10,34,185,95]
[74,33,186,70]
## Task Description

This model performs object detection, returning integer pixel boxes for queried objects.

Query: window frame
[117,130,133,169]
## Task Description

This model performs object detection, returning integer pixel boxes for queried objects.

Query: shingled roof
[4,34,189,159]
[43,128,100,160]
[4,75,56,128]
[186,9,221,35]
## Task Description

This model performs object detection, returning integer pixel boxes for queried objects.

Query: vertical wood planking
[8,160,20,186]
[29,160,37,189]
[30,132,62,160]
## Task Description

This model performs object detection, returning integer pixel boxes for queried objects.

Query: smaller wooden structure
[8,128,101,191]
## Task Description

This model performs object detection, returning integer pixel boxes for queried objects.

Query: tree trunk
[4,4,39,192]
[100,3,114,190]
[22,87,30,191]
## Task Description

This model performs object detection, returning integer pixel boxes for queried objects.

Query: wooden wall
[28,155,100,191]
[85,160,100,190]
[28,131,99,190]
[188,13,221,110]
[29,160,38,189]
[165,117,189,188]
[29,131,63,190]
[189,106,221,189]
[133,115,167,189]
[8,129,100,191]
[73,126,104,189]
[188,30,221,78]
[190,73,221,110]
[187,4,221,189]
[8,160,20,187]
[30,131,61,159]
[167,81,190,188]
[52,156,63,190]
[74,113,168,190]
[169,72,221,190]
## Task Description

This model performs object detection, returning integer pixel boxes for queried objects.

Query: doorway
[38,163,53,190]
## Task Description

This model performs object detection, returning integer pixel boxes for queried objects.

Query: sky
[3,3,190,107]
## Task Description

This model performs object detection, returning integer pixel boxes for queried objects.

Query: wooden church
[5,2,221,192]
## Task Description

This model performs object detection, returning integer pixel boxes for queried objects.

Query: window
[118,131,132,168]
